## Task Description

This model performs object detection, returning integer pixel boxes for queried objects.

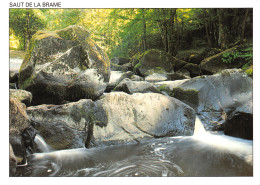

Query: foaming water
[34,134,53,153]
[17,117,253,177]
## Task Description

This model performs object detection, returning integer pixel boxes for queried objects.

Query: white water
[34,134,53,153]
[18,116,253,177]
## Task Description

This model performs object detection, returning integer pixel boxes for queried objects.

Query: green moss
[171,87,199,107]
[134,62,142,70]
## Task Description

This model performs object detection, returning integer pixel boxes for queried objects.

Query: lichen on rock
[19,25,110,105]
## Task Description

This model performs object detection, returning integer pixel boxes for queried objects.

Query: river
[15,117,253,177]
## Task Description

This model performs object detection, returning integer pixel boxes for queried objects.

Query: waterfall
[193,116,206,135]
[34,134,52,153]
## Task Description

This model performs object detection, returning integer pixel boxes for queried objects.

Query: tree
[9,9,45,50]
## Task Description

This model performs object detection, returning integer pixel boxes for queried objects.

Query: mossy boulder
[135,49,187,77]
[19,25,110,105]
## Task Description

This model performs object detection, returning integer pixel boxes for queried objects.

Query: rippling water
[16,134,252,177]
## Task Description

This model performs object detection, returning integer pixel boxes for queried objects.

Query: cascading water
[16,116,253,177]
[34,134,53,153]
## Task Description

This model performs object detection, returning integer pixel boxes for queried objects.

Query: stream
[16,117,253,177]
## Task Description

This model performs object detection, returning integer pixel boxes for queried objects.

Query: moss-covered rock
[135,49,187,77]
[171,87,199,109]
[19,25,110,105]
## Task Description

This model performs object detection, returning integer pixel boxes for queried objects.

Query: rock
[135,49,187,76]
[180,63,201,77]
[106,71,124,92]
[131,75,143,81]
[26,99,94,149]
[121,62,133,71]
[114,78,161,94]
[31,120,86,150]
[9,144,17,176]
[171,87,199,109]
[154,69,252,133]
[9,89,32,106]
[9,98,31,162]
[9,83,18,89]
[131,58,139,68]
[91,92,195,146]
[110,57,131,65]
[117,71,135,83]
[224,101,253,140]
[106,71,136,92]
[178,69,191,77]
[200,45,248,75]
[19,25,110,105]
[10,71,19,83]
[166,73,191,81]
[145,73,168,83]
[189,48,221,65]
[110,63,128,72]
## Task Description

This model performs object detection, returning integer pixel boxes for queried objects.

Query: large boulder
[155,69,252,134]
[26,99,94,149]
[91,92,196,146]
[113,78,161,94]
[19,25,110,105]
[9,89,32,106]
[134,49,187,77]
[224,101,253,140]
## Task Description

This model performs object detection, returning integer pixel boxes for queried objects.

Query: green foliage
[9,9,45,50]
[222,49,239,64]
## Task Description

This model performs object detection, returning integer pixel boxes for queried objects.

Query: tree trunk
[167,8,176,56]
[204,9,212,48]
[240,9,249,40]
[25,9,30,51]
[218,9,228,49]
[156,9,168,53]
[141,9,147,52]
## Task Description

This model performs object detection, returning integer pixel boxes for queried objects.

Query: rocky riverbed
[9,25,253,177]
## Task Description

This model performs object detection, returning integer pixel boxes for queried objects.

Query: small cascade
[34,134,52,153]
[193,116,206,136]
